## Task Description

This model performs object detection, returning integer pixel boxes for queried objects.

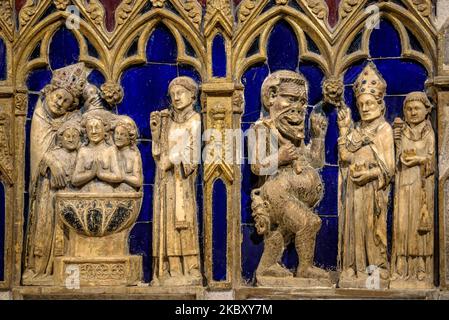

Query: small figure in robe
[72,111,122,192]
[391,92,435,288]
[150,76,202,286]
[23,120,82,283]
[113,115,143,192]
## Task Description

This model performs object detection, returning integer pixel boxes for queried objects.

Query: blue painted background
[240,19,428,283]
[0,38,6,81]
[212,179,227,281]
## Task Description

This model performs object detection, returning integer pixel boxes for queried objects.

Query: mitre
[353,62,387,100]
[51,62,88,97]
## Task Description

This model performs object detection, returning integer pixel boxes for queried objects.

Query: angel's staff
[150,109,170,279]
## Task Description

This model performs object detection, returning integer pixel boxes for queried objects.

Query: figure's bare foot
[258,264,293,277]
[297,266,329,280]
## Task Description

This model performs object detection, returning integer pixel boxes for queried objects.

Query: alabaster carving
[249,70,331,287]
[150,76,202,286]
[337,63,394,289]
[23,63,143,286]
[390,92,435,289]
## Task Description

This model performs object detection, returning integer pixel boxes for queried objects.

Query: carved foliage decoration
[101,82,124,106]
[0,112,13,185]
[179,0,203,30]
[14,93,27,116]
[410,0,431,18]
[0,0,13,36]
[238,0,257,24]
[115,0,136,27]
[19,0,38,28]
[84,0,106,27]
[339,0,363,20]
[205,0,233,32]
[53,0,71,10]
[304,0,328,20]
[151,0,166,7]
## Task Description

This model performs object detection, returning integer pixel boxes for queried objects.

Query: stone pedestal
[53,255,142,287]
[389,279,434,290]
[256,276,334,288]
[338,277,389,289]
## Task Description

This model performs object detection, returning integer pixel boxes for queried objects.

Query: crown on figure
[353,63,386,100]
[51,62,88,97]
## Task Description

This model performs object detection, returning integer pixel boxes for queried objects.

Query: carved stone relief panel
[1,0,448,299]
[23,63,143,287]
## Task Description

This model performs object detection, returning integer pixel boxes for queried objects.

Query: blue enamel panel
[241,63,269,123]
[369,20,402,58]
[137,184,153,222]
[344,60,367,85]
[281,243,298,272]
[343,86,360,123]
[49,27,80,70]
[314,216,338,270]
[26,68,52,93]
[178,64,202,84]
[267,21,299,72]
[212,179,227,281]
[87,69,105,87]
[384,95,407,123]
[374,59,427,95]
[241,161,259,224]
[129,222,152,283]
[27,94,39,119]
[241,224,263,283]
[322,104,339,165]
[0,38,6,81]
[137,140,156,185]
[299,62,324,106]
[212,33,227,78]
[0,182,5,281]
[146,24,178,63]
[119,64,178,139]
[316,166,339,217]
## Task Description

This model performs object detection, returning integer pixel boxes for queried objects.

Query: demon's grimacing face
[269,82,307,142]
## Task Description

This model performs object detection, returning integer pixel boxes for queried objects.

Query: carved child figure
[150,76,202,286]
[250,70,330,286]
[72,111,122,192]
[337,63,395,288]
[391,92,435,288]
[114,115,143,192]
